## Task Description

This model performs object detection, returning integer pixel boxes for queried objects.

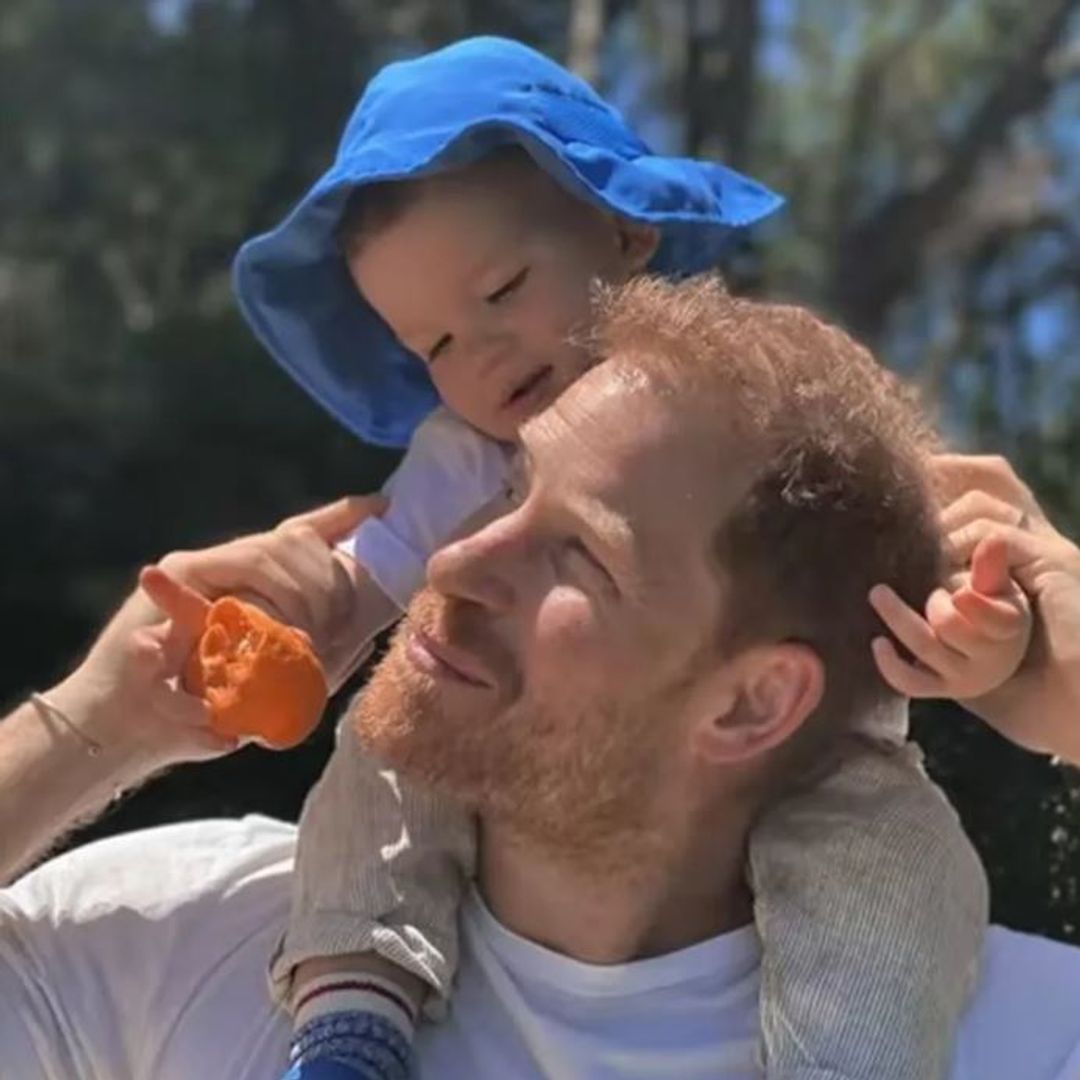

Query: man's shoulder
[953,926,1080,1080]
[0,817,297,1080]
[4,815,297,919]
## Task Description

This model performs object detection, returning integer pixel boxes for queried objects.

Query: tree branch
[829,0,1079,340]
[829,0,951,244]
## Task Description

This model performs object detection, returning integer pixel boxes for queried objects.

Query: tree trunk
[682,0,761,166]
[568,0,606,85]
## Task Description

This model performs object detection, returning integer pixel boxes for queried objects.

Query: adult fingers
[941,490,1026,539]
[145,614,203,681]
[946,521,1041,589]
[139,565,210,634]
[172,711,240,761]
[931,454,1043,519]
[278,494,388,546]
[160,541,313,631]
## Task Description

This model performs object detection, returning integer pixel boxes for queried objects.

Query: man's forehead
[524,361,708,474]
[522,364,720,546]
[522,364,666,472]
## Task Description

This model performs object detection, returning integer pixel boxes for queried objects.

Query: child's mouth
[505,365,554,411]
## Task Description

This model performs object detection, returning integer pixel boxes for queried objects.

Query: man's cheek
[530,590,620,678]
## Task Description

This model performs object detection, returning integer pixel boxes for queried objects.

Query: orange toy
[183,597,328,749]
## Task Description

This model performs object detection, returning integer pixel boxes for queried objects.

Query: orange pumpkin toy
[183,597,327,749]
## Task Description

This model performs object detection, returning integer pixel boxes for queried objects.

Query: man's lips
[405,626,494,688]
[503,364,554,411]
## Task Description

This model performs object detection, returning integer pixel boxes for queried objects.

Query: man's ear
[614,217,661,274]
[688,643,825,766]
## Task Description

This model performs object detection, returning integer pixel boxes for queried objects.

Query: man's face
[348,156,656,442]
[354,364,737,860]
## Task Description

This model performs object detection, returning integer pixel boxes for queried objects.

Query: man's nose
[426,518,519,613]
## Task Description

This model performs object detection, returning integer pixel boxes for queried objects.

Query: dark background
[2,0,1079,941]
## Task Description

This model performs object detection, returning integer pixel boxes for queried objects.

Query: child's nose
[470,329,516,381]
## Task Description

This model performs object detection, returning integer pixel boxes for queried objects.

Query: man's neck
[477,799,754,965]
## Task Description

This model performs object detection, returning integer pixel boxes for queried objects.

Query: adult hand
[155,495,387,693]
[932,454,1080,765]
[44,568,234,783]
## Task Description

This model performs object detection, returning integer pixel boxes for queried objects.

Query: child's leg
[750,739,988,1080]
[273,715,475,1076]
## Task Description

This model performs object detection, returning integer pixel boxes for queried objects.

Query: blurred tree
[568,0,606,83]
[2,0,1078,939]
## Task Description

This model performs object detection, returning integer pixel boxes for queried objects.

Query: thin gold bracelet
[29,692,104,758]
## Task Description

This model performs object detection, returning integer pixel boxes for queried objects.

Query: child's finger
[871,636,947,698]
[868,585,964,676]
[951,587,1029,642]
[969,535,1010,597]
[140,565,210,634]
[924,588,985,657]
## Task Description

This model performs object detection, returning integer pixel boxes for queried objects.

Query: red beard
[351,588,675,873]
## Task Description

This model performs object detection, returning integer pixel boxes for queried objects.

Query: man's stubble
[352,589,678,876]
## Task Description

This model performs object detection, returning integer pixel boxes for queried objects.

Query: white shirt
[2,816,1079,1080]
[341,407,511,608]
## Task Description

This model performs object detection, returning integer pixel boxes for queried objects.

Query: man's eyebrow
[520,433,637,580]
[574,496,634,562]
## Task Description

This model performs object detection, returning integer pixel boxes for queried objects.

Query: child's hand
[867,535,1033,700]
[156,494,387,693]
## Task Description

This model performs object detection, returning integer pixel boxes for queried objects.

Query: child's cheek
[528,263,592,342]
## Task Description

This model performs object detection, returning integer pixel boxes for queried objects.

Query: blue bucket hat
[234,36,784,447]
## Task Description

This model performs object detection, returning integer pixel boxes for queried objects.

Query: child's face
[347,155,659,442]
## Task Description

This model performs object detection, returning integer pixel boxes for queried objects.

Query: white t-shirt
[341,407,511,609]
[2,816,1079,1080]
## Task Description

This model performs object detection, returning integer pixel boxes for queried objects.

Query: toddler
[233,37,1027,1080]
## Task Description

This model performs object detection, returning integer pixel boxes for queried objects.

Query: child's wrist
[292,954,426,1020]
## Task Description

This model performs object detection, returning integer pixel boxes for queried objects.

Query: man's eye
[503,481,525,508]
[563,539,616,594]
[487,268,529,304]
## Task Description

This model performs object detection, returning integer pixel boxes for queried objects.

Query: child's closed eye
[486,267,529,304]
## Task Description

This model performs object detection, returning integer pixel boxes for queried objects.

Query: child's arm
[757,538,1014,1078]
[868,535,1032,701]
[275,411,500,1078]
[276,720,475,1080]
[753,742,988,1080]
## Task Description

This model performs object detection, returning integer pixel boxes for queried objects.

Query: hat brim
[234,119,784,448]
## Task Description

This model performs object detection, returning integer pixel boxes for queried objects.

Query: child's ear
[615,218,661,274]
[687,643,825,766]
